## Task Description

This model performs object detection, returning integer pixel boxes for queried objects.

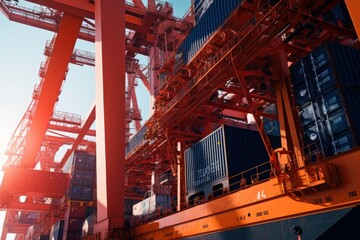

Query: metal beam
[57,104,96,171]
[1,202,57,212]
[0,168,70,198]
[26,0,145,30]
[94,0,125,237]
[20,13,83,168]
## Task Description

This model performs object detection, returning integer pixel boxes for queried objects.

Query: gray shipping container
[185,125,281,199]
[63,151,96,173]
[126,125,147,155]
[179,0,244,64]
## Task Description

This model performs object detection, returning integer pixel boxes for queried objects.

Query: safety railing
[130,161,274,227]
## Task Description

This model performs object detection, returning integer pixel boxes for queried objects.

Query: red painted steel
[345,0,360,38]
[1,202,57,212]
[57,105,96,171]
[94,0,126,236]
[0,168,70,198]
[20,13,83,169]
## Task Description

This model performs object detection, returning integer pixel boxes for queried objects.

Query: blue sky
[0,0,191,238]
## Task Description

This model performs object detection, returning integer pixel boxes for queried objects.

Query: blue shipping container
[185,125,281,195]
[126,125,147,155]
[291,42,360,159]
[69,185,93,201]
[71,169,94,187]
[178,0,244,64]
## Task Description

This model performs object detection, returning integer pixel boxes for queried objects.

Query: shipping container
[50,220,64,240]
[82,213,96,238]
[291,42,360,160]
[132,194,172,216]
[66,205,87,219]
[63,151,96,173]
[62,218,84,240]
[126,124,148,155]
[193,0,214,23]
[178,0,244,64]
[69,185,93,201]
[71,169,94,186]
[185,125,281,203]
[67,218,84,232]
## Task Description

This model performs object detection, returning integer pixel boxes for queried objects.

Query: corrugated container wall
[63,217,84,240]
[193,0,214,23]
[178,0,244,64]
[185,125,281,196]
[126,125,147,155]
[132,194,172,216]
[291,42,360,161]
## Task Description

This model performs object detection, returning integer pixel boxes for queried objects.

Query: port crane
[0,0,359,239]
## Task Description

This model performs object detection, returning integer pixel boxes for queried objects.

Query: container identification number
[195,160,221,187]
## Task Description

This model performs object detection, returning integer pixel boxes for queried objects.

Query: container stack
[185,125,280,204]
[63,151,97,239]
[68,151,96,202]
[291,42,360,161]
[62,204,96,240]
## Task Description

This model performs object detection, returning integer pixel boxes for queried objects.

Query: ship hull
[131,148,360,239]
[183,205,360,240]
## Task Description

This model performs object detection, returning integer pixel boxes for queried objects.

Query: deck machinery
[0,0,360,239]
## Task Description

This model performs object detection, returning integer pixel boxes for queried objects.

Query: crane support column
[275,50,304,167]
[94,0,126,238]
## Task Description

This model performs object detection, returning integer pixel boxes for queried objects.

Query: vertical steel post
[275,50,304,167]
[94,0,126,238]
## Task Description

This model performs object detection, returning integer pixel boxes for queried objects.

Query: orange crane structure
[0,0,360,239]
